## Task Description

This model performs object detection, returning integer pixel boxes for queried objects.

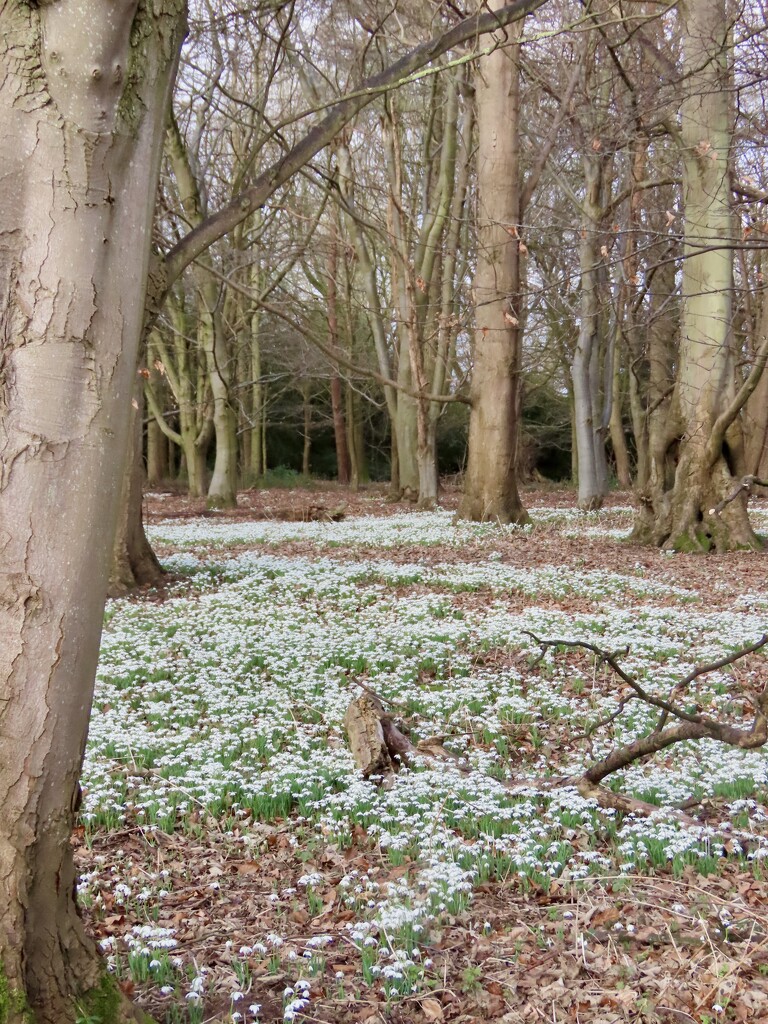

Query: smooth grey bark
[458,4,581,521]
[631,0,767,550]
[571,152,610,510]
[0,3,184,1020]
[459,8,529,523]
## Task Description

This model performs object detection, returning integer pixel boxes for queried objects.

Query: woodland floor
[75,484,768,1024]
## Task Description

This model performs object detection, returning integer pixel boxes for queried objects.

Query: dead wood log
[271,503,347,522]
[345,641,768,827]
[344,693,417,788]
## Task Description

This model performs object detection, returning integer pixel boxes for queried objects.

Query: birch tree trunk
[0,3,184,1020]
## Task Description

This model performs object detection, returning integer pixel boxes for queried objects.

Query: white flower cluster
[86,506,768,994]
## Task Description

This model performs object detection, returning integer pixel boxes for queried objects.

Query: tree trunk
[346,384,368,490]
[249,275,264,482]
[145,353,171,486]
[146,302,213,497]
[571,156,609,510]
[331,374,351,484]
[633,229,678,494]
[744,275,768,488]
[302,380,312,477]
[109,389,165,597]
[164,117,238,508]
[335,142,398,491]
[201,297,238,507]
[458,9,528,524]
[393,395,420,501]
[382,106,421,502]
[146,417,169,484]
[609,347,632,489]
[327,234,351,484]
[0,4,184,1021]
[631,0,765,551]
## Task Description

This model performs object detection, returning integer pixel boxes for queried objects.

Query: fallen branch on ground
[344,632,768,825]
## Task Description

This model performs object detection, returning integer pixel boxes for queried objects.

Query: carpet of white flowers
[76,500,768,1023]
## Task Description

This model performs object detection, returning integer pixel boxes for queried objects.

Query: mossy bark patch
[76,974,121,1024]
[0,962,33,1024]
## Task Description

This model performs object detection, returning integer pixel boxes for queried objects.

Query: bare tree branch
[523,632,768,798]
[161,0,550,293]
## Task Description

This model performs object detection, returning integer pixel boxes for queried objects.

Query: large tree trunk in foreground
[631,0,765,551]
[0,4,184,1021]
[458,9,528,524]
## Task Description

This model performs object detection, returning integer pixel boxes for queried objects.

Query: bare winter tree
[459,9,530,522]
[0,3,186,1020]
[0,2,550,1018]
[632,0,768,550]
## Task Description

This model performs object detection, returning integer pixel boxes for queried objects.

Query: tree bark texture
[572,153,610,510]
[0,3,184,1020]
[458,9,528,524]
[632,0,765,551]
[326,234,351,484]
[109,388,165,597]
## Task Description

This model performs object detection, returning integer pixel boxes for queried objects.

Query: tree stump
[344,694,416,787]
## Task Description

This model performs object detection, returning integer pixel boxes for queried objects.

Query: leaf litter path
[76,486,768,1024]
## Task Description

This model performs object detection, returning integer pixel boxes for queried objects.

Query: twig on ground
[523,630,768,816]
[344,630,768,823]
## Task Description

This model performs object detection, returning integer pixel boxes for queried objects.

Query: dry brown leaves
[80,485,768,1022]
